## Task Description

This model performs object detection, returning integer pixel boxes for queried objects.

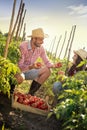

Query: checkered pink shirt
[18,41,53,72]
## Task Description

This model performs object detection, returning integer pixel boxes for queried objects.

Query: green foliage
[0,30,3,34]
[7,41,21,64]
[74,71,87,85]
[0,33,87,129]
[0,34,21,97]
[0,34,21,64]
[44,56,67,96]
[0,33,6,53]
[2,123,5,130]
[0,56,20,97]
[53,71,87,130]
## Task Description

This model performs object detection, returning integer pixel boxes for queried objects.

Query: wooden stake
[64,26,73,58]
[55,35,62,58]
[65,25,76,75]
[10,0,23,42]
[50,36,56,58]
[4,0,17,58]
[59,31,67,58]
[18,9,26,37]
[15,3,25,40]
[22,23,26,41]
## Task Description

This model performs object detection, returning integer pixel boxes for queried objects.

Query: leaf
[47,111,53,119]
[2,123,5,130]
[64,89,72,93]
[77,60,87,68]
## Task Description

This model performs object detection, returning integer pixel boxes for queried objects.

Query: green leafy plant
[0,34,21,64]
[0,56,20,97]
[7,41,21,64]
[53,71,87,130]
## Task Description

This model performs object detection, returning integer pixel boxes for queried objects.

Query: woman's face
[72,53,78,65]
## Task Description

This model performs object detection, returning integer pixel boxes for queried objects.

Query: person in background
[53,49,87,96]
[15,28,62,95]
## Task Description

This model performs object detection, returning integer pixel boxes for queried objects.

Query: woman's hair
[67,55,84,76]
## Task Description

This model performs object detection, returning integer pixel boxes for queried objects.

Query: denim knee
[52,81,62,96]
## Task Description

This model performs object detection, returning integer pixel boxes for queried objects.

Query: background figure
[53,49,87,96]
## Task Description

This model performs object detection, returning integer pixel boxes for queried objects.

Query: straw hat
[74,49,87,60]
[27,28,48,38]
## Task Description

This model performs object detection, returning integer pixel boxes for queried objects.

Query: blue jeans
[23,69,41,80]
[52,81,63,96]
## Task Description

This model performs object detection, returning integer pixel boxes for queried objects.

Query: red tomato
[29,96,36,105]
[37,100,45,108]
[23,99,30,105]
[56,62,62,68]
[31,102,39,108]
[17,97,24,104]
[31,98,44,108]
[36,62,42,67]
[33,96,39,102]
[39,103,48,110]
[27,94,32,99]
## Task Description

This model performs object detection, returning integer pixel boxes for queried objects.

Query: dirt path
[0,93,62,130]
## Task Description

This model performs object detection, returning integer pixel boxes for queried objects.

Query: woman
[53,49,87,96]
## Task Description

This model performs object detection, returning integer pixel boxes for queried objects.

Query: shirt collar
[28,41,32,50]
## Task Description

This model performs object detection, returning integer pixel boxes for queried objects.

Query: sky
[0,0,87,60]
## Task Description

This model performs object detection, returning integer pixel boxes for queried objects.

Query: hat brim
[27,34,49,38]
[73,50,87,60]
[73,50,82,59]
[73,50,77,54]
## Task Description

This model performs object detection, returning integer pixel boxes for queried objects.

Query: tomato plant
[0,56,20,97]
[0,34,21,64]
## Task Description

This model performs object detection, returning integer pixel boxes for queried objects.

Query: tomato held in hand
[35,62,42,68]
[56,62,62,68]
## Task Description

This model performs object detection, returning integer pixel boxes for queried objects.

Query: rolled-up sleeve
[40,47,53,68]
[18,45,29,72]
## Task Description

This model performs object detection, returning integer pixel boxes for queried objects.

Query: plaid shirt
[18,41,53,72]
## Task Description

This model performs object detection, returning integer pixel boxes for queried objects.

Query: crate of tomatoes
[12,92,51,116]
